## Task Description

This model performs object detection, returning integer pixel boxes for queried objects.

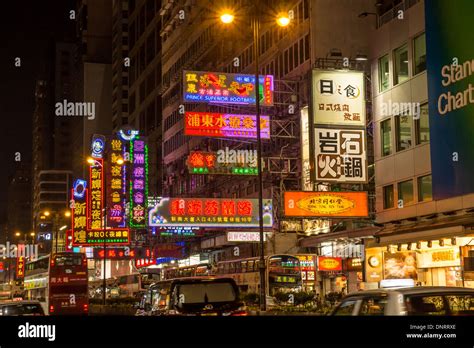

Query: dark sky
[0,0,75,222]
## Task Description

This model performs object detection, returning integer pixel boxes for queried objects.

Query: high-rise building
[6,163,32,242]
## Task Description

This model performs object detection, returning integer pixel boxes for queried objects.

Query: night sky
[0,0,75,222]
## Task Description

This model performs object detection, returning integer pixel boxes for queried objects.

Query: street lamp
[220,6,291,311]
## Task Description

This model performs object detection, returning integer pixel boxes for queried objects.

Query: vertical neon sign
[108,137,126,227]
[88,158,104,230]
[129,136,148,228]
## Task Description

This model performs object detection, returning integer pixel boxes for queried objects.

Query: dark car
[0,301,45,316]
[167,277,247,316]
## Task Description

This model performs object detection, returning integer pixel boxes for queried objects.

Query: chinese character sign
[149,198,273,228]
[183,71,273,106]
[88,159,104,230]
[312,70,366,126]
[130,137,148,228]
[108,136,126,228]
[186,149,258,175]
[16,256,25,279]
[185,112,270,139]
[315,128,367,183]
[72,188,88,245]
[284,191,368,218]
[85,229,130,246]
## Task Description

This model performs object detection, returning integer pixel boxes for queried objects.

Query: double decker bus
[24,253,88,315]
[216,254,303,296]
[162,263,213,280]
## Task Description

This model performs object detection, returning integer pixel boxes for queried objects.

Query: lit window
[398,180,414,206]
[418,175,432,202]
[394,44,409,85]
[378,54,389,92]
[413,33,426,75]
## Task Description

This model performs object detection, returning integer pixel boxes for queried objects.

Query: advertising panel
[383,252,417,280]
[187,148,258,175]
[130,137,148,228]
[300,106,312,190]
[107,136,126,228]
[425,0,474,199]
[71,188,88,246]
[317,256,342,271]
[149,197,273,228]
[88,159,104,230]
[183,71,274,106]
[226,231,266,242]
[416,247,461,268]
[315,127,367,183]
[312,70,366,126]
[16,256,25,279]
[297,255,316,282]
[284,191,368,217]
[365,248,383,283]
[184,112,270,139]
[93,248,136,260]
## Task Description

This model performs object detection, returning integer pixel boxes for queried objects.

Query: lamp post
[220,5,291,311]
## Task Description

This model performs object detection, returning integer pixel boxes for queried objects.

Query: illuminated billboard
[71,188,88,246]
[149,198,273,228]
[312,70,366,127]
[130,137,148,228]
[185,112,270,139]
[187,148,258,175]
[107,136,126,228]
[183,71,273,106]
[88,159,104,230]
[284,191,368,218]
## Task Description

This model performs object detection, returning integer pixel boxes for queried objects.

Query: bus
[162,263,213,280]
[113,272,161,299]
[24,253,88,315]
[216,254,303,296]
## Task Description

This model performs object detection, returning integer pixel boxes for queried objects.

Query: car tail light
[83,304,88,312]
[50,259,55,267]
[231,310,248,316]
[49,305,54,313]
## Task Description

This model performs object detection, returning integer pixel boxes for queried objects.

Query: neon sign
[183,71,273,106]
[71,188,88,245]
[85,229,130,245]
[184,112,270,139]
[130,137,148,228]
[88,159,104,230]
[108,136,126,227]
[73,179,87,199]
[187,149,258,175]
[148,198,273,228]
[91,134,106,158]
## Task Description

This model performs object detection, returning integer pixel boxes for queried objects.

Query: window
[333,299,357,316]
[378,55,389,92]
[413,33,426,75]
[358,296,388,316]
[415,103,429,144]
[381,119,392,156]
[395,115,412,151]
[406,295,446,315]
[446,294,474,315]
[398,180,414,206]
[383,185,394,209]
[394,44,409,85]
[418,175,432,202]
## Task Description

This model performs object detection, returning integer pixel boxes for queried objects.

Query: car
[330,286,474,316]
[166,277,247,316]
[0,300,45,316]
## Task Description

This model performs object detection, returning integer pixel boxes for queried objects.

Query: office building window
[413,33,426,75]
[394,44,409,85]
[379,54,389,92]
[398,180,414,206]
[381,119,392,156]
[415,103,430,144]
[383,185,394,209]
[395,115,412,151]
[418,175,432,202]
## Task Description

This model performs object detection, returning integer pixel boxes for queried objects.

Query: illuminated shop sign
[88,159,104,229]
[73,179,87,199]
[149,198,273,228]
[153,243,185,259]
[185,112,270,139]
[226,231,266,242]
[183,71,273,106]
[108,136,126,228]
[315,128,368,183]
[71,188,88,246]
[130,137,148,228]
[91,134,106,159]
[187,148,258,175]
[312,70,366,127]
[318,256,342,271]
[284,191,368,218]
[93,248,136,259]
[85,229,130,246]
[156,226,200,237]
[16,256,25,279]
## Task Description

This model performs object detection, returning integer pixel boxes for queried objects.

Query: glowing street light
[15,232,20,237]
[220,12,235,24]
[64,211,71,218]
[43,211,50,217]
[276,14,291,27]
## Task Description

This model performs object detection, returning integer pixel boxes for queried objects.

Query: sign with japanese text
[72,188,88,246]
[16,256,25,279]
[185,112,270,139]
[186,148,258,175]
[318,256,342,271]
[149,197,273,228]
[88,159,104,229]
[315,128,367,183]
[107,136,126,228]
[284,191,368,218]
[130,137,148,228]
[183,71,274,106]
[312,70,366,126]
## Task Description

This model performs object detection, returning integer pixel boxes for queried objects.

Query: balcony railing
[377,0,420,28]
